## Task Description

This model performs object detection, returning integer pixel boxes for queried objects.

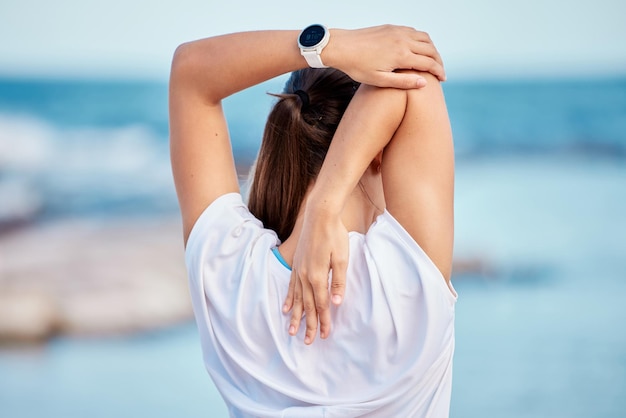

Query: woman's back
[185,193,456,417]
[169,25,455,417]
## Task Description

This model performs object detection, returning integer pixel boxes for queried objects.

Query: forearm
[169,26,446,105]
[285,83,410,343]
[170,30,306,104]
[306,85,408,215]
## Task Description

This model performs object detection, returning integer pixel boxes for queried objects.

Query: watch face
[299,24,326,48]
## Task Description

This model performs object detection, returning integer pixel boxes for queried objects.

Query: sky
[0,0,625,80]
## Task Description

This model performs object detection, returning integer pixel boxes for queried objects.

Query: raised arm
[285,71,454,344]
[381,73,454,281]
[169,26,446,244]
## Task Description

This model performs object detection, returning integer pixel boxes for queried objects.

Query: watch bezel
[298,24,329,50]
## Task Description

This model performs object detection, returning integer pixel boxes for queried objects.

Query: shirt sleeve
[185,192,266,283]
[184,193,286,374]
[185,190,281,306]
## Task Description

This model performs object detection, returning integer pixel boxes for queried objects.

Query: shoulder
[185,193,279,278]
[186,193,254,243]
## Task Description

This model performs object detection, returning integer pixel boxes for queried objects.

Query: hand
[324,25,446,89]
[282,203,349,345]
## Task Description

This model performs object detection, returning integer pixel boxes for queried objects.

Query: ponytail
[248,68,358,241]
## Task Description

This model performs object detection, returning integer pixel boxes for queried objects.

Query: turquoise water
[1,77,625,417]
[451,157,626,418]
[0,325,228,417]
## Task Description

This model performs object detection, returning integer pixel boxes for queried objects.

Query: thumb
[375,71,427,89]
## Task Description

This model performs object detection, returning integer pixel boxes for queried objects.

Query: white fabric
[185,193,457,418]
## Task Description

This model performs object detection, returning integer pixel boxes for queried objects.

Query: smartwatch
[298,24,330,68]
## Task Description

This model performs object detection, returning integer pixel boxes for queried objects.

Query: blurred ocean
[0,76,625,417]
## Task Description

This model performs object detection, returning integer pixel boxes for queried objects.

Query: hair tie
[294,90,310,109]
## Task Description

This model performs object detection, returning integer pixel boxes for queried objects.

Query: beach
[0,76,625,417]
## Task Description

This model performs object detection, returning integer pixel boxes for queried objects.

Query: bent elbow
[169,40,223,104]
[170,41,196,81]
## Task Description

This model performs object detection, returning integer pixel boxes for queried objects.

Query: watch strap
[300,49,328,68]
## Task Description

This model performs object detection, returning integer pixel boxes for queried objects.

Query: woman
[170,25,456,417]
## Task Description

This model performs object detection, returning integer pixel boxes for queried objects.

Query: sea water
[0,76,624,417]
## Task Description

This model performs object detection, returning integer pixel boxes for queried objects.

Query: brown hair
[248,68,359,241]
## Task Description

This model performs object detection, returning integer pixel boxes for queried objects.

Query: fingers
[410,29,433,45]
[288,269,325,345]
[302,278,318,345]
[409,42,445,81]
[286,269,333,344]
[288,271,303,336]
[336,25,446,90]
[283,270,297,313]
[411,40,444,69]
[399,26,446,81]
[330,256,347,307]
[314,279,331,342]
[303,272,333,344]
[412,56,446,82]
[387,50,445,86]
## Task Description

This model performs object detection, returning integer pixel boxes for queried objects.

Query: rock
[0,216,193,343]
[0,290,58,343]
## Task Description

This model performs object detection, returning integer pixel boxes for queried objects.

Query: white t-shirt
[185,193,457,418]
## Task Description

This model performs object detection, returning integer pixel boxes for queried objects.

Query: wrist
[304,190,345,218]
[319,28,345,69]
